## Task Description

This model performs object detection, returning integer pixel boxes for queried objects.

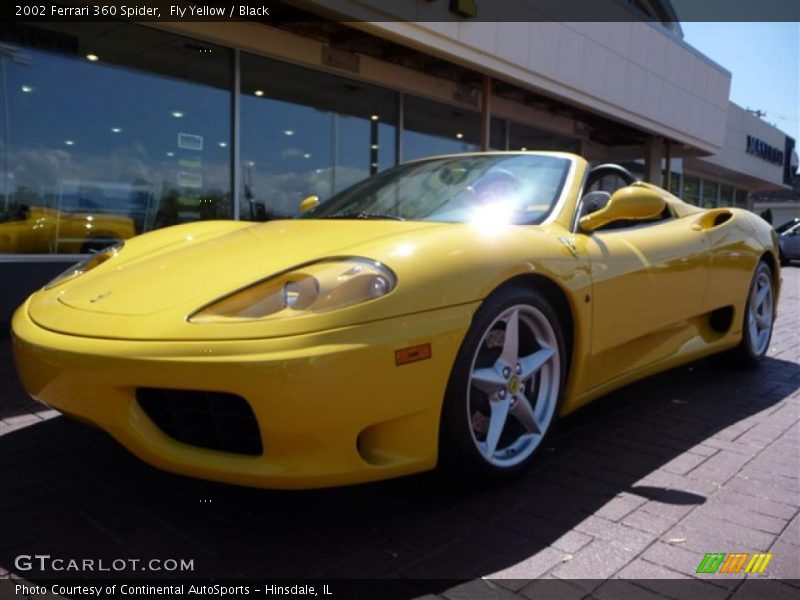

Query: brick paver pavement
[1,267,798,599]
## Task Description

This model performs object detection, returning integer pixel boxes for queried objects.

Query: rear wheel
[439,286,565,482]
[731,261,775,367]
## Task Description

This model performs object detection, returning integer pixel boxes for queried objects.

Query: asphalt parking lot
[1,267,798,599]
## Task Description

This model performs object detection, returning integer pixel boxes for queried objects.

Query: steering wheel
[584,164,636,191]
[472,169,521,205]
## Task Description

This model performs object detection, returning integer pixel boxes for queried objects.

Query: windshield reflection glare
[302,154,571,225]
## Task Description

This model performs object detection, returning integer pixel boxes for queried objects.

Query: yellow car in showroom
[0,204,136,254]
[12,152,780,489]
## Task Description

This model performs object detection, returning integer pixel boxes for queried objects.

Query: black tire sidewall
[438,285,566,481]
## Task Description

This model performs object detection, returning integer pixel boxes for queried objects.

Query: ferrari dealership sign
[746,135,784,166]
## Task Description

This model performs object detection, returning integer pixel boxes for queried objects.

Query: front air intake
[136,388,262,456]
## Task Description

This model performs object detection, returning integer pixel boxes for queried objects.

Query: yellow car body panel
[13,298,474,488]
[0,206,136,253]
[10,152,781,488]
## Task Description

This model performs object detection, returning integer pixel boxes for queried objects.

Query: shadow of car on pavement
[0,354,797,598]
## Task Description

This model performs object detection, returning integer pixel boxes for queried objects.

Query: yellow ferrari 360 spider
[11,152,780,489]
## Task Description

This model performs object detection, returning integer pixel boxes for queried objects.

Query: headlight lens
[190,258,396,323]
[44,243,123,290]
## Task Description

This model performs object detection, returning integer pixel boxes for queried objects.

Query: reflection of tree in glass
[12,185,38,207]
[198,190,229,220]
[153,187,231,229]
[154,189,180,229]
[243,165,368,220]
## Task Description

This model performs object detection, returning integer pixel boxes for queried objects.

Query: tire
[730,261,775,367]
[438,285,566,483]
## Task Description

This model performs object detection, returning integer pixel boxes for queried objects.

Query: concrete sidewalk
[1,268,798,599]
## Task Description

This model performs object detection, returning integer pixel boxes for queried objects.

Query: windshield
[776,219,800,235]
[302,154,572,224]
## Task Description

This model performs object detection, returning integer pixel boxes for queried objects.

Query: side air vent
[714,212,733,227]
[693,209,735,232]
[709,306,734,333]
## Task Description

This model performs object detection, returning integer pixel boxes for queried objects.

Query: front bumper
[11,300,476,489]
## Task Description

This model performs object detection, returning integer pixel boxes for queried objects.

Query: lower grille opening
[136,388,263,456]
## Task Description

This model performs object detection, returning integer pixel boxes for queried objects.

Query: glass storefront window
[0,23,232,254]
[719,184,734,207]
[490,117,508,151]
[508,121,579,152]
[403,95,480,161]
[735,189,749,208]
[701,180,719,208]
[239,53,397,220]
[683,176,700,205]
[668,172,681,196]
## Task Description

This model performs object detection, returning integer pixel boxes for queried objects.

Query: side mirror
[299,195,319,215]
[579,185,665,232]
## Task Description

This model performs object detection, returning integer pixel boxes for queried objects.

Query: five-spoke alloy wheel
[733,261,775,366]
[439,285,565,481]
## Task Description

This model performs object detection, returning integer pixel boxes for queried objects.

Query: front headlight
[44,243,123,290]
[189,257,396,323]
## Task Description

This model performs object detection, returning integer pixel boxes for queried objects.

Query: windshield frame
[301,152,577,226]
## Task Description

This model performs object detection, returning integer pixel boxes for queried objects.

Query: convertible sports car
[12,152,780,489]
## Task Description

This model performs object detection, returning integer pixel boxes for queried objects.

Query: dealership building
[0,0,797,320]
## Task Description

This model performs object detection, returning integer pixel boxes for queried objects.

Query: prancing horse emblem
[89,291,112,303]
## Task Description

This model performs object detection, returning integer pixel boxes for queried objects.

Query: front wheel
[439,286,565,482]
[731,261,775,367]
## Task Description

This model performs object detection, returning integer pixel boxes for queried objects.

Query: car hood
[28,218,572,341]
[27,219,465,339]
[54,220,440,316]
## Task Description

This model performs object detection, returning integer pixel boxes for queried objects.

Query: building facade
[0,0,796,320]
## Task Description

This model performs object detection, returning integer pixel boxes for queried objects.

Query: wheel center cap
[508,376,521,395]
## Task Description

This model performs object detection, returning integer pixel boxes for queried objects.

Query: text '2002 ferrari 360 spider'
[12,152,780,489]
